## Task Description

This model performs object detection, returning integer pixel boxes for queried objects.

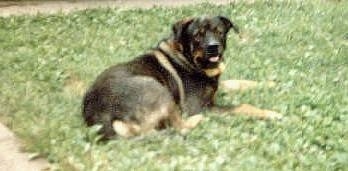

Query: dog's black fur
[82,16,239,139]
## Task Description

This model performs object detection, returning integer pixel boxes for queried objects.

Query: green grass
[0,1,347,170]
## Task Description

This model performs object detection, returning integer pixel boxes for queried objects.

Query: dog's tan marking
[159,41,196,71]
[140,105,172,132]
[121,106,204,136]
[112,121,141,138]
[204,62,226,77]
[113,109,205,138]
[179,114,204,135]
[220,80,276,91]
[231,104,282,119]
[192,48,204,65]
[211,104,282,120]
[153,50,185,110]
[215,80,281,119]
[168,111,204,135]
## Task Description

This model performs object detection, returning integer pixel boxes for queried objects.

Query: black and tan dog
[82,16,281,139]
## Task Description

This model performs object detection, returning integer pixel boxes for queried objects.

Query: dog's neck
[158,38,197,71]
[157,38,225,77]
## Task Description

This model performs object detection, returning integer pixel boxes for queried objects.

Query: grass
[0,0,347,170]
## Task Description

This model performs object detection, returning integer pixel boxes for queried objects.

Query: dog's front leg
[212,79,282,119]
[210,104,282,120]
[220,79,276,92]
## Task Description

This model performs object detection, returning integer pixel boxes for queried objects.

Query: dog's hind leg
[112,114,204,137]
[112,120,142,138]
[181,114,204,134]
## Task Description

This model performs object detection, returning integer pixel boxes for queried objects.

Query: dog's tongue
[209,56,220,62]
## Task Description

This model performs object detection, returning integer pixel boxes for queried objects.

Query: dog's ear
[218,16,239,34]
[172,18,194,41]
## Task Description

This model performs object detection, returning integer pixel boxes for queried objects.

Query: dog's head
[172,16,239,71]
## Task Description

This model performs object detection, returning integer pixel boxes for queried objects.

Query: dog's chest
[182,76,217,115]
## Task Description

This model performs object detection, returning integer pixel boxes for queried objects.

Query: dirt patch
[0,0,235,17]
[0,123,50,171]
[64,73,87,97]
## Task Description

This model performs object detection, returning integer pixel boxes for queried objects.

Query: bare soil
[0,123,50,171]
[0,0,235,17]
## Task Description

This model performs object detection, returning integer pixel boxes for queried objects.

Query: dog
[82,16,282,139]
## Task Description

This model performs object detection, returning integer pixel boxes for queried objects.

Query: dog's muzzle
[205,44,220,62]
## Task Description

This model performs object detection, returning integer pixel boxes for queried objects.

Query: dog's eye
[216,28,224,36]
[193,30,204,37]
[194,36,201,42]
[193,30,204,42]
[217,30,224,36]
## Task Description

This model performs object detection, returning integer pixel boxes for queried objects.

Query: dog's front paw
[263,110,283,120]
[220,80,257,91]
[220,80,276,92]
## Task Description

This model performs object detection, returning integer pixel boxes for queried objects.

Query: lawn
[0,0,347,170]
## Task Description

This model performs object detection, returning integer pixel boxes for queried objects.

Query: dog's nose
[205,44,219,57]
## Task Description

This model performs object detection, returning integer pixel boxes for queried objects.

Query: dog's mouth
[200,55,222,69]
[208,56,220,63]
[204,45,221,63]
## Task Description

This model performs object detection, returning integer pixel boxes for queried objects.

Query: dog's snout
[205,44,219,57]
[205,39,220,48]
[204,31,221,57]
[206,44,219,50]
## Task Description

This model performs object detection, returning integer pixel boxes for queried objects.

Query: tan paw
[112,120,140,138]
[263,110,283,120]
[220,80,276,92]
[180,114,204,135]
[186,114,204,128]
[220,80,258,91]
